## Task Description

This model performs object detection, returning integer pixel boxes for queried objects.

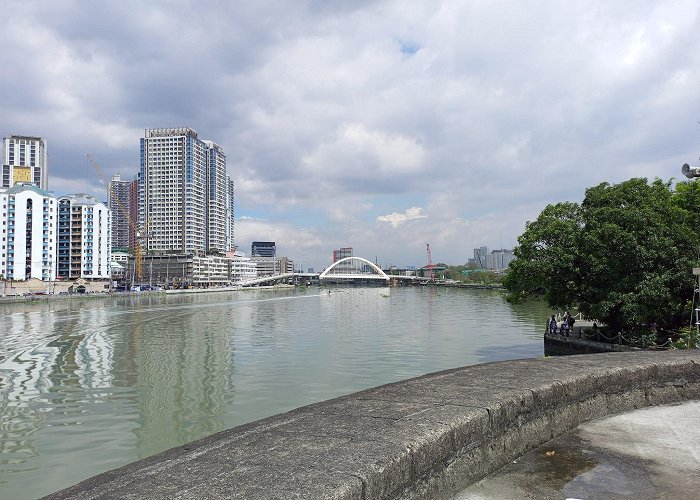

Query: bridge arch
[319,257,389,280]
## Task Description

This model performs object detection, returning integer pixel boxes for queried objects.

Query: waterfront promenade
[44,350,699,499]
[457,400,700,499]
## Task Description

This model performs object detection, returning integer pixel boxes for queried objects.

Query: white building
[230,251,257,283]
[0,183,57,280]
[57,194,111,280]
[2,135,48,190]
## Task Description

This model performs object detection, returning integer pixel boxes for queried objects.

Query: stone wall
[44,351,700,500]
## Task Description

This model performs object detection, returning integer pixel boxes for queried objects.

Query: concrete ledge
[43,351,700,500]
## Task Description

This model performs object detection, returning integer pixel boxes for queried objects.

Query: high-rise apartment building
[2,135,48,189]
[204,141,227,253]
[56,194,110,279]
[139,128,233,254]
[0,183,57,281]
[226,177,235,252]
[108,174,133,251]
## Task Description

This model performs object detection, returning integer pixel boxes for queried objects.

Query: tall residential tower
[139,128,234,255]
[108,174,134,251]
[2,135,48,190]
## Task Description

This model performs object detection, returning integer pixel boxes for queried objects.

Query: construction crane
[426,243,435,281]
[86,154,144,283]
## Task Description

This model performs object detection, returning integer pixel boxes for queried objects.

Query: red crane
[426,243,435,281]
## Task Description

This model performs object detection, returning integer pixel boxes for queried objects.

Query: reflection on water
[0,287,549,499]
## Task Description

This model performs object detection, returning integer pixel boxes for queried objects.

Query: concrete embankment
[544,330,639,355]
[44,351,700,500]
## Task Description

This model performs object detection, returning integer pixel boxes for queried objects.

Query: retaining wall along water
[44,351,700,500]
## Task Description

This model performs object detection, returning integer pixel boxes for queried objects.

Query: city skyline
[2,1,700,270]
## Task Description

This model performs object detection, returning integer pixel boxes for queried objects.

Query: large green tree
[504,178,700,332]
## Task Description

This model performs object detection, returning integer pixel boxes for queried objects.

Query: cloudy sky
[2,1,700,270]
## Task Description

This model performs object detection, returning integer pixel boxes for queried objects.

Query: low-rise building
[250,256,293,276]
[123,252,258,287]
[230,252,257,283]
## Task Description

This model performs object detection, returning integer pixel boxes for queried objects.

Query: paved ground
[456,401,700,500]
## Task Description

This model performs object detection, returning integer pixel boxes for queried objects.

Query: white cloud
[377,207,427,228]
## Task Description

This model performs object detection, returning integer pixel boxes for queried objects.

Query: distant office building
[332,247,353,262]
[251,241,276,257]
[108,174,133,250]
[488,249,515,270]
[473,246,489,268]
[0,183,57,281]
[467,247,515,270]
[139,127,233,255]
[332,247,353,273]
[56,194,110,280]
[2,135,48,189]
[250,256,293,276]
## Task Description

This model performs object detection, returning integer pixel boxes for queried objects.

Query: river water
[0,286,550,499]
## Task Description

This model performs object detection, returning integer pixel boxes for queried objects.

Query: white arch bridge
[240,257,428,287]
[318,257,389,282]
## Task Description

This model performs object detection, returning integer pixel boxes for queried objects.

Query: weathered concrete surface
[544,330,638,355]
[456,400,700,499]
[43,351,700,500]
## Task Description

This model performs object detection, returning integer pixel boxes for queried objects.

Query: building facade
[467,246,515,270]
[139,128,233,255]
[122,252,257,287]
[108,174,133,251]
[140,127,207,254]
[251,241,276,257]
[203,141,228,253]
[2,135,48,190]
[0,183,57,281]
[250,256,293,276]
[230,251,256,283]
[332,247,353,262]
[57,194,110,280]
[226,177,235,252]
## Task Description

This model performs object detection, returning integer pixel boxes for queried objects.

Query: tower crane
[426,243,435,281]
[86,154,144,283]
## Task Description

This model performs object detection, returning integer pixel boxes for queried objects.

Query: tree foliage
[504,178,700,332]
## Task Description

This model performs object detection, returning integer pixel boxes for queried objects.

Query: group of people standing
[547,312,576,336]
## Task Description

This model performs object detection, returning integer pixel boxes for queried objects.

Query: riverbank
[0,281,500,304]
